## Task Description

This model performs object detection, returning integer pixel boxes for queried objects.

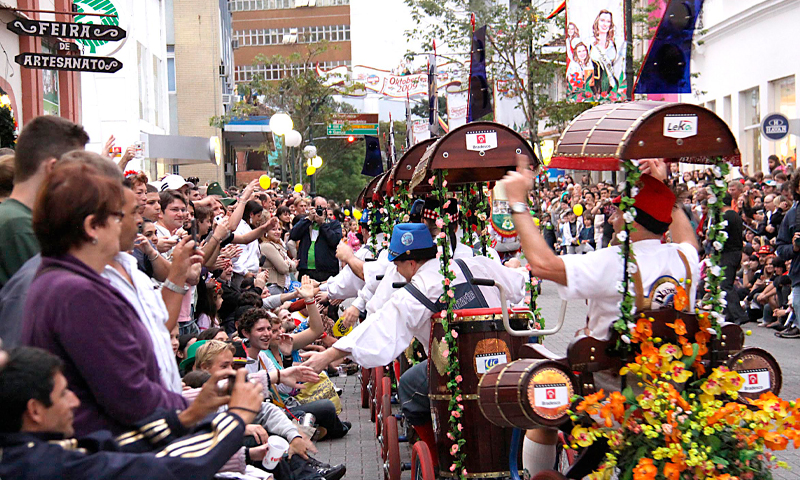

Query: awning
[141,133,220,165]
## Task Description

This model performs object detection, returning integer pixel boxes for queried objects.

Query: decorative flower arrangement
[700,159,731,336]
[611,158,642,347]
[431,170,468,479]
[568,315,799,480]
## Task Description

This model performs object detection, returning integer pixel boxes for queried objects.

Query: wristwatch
[163,280,189,295]
[509,202,528,215]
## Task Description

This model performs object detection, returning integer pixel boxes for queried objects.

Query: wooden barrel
[727,347,782,401]
[477,359,577,429]
[428,308,529,479]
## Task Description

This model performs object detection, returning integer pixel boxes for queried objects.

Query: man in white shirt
[231,200,264,287]
[501,156,699,477]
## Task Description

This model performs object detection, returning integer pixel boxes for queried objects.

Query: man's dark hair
[722,194,733,207]
[15,116,89,183]
[789,169,800,201]
[0,347,63,433]
[159,189,187,212]
[238,307,271,337]
[59,151,123,182]
[146,183,158,194]
[238,290,262,308]
[182,370,211,387]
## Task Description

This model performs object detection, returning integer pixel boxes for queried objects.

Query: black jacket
[0,409,245,480]
[290,217,342,273]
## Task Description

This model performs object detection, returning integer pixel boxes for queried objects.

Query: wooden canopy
[410,122,539,191]
[356,173,385,209]
[550,101,740,171]
[386,138,436,196]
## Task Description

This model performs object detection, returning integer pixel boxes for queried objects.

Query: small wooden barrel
[727,347,782,401]
[428,308,530,479]
[478,359,577,429]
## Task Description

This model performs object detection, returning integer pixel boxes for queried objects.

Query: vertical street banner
[412,119,431,144]
[565,0,627,102]
[446,88,468,130]
[468,26,492,121]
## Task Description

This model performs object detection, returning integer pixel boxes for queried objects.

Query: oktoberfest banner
[316,64,348,87]
[350,64,464,98]
[565,0,627,102]
[411,119,431,144]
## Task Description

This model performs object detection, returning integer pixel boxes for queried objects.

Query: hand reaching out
[297,275,314,301]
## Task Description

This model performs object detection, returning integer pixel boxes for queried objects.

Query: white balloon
[285,130,303,147]
[303,145,318,159]
[269,112,293,136]
[311,156,323,169]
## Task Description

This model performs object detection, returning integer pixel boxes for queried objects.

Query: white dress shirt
[334,256,526,368]
[102,252,182,393]
[322,244,375,300]
[557,239,700,340]
[232,220,261,275]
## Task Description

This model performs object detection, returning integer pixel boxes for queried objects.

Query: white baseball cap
[159,174,194,192]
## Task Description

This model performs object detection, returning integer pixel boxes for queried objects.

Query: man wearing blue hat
[301,223,526,466]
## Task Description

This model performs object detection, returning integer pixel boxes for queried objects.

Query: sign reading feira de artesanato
[7,18,126,42]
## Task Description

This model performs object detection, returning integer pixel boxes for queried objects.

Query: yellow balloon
[294,184,303,193]
[344,209,351,216]
[259,175,271,189]
[306,166,316,176]
[573,204,584,217]
[353,209,362,220]
[533,217,540,226]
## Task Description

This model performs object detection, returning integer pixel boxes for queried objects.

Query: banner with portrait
[565,0,627,102]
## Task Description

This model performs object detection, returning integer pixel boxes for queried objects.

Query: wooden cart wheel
[411,441,436,480]
[382,376,392,400]
[377,377,392,437]
[379,393,392,456]
[370,367,381,423]
[383,416,402,480]
[361,368,370,409]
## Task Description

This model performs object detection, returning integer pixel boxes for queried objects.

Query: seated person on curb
[0,346,263,480]
[500,156,699,477]
[187,340,345,480]
[300,223,526,465]
[240,277,351,440]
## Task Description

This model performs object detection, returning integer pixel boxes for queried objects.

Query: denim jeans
[397,360,430,426]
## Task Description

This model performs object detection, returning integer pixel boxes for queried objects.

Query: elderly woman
[22,163,188,436]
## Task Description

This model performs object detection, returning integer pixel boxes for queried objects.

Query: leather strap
[631,247,692,312]
[403,283,439,312]
[454,258,488,308]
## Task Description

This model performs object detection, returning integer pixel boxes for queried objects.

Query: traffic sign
[326,113,379,136]
[761,113,790,141]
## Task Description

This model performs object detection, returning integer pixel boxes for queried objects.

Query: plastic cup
[261,436,290,470]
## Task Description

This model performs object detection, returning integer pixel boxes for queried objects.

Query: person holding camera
[290,196,342,283]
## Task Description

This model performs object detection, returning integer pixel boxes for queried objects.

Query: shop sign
[761,113,790,141]
[15,53,123,73]
[466,130,498,151]
[7,18,125,41]
[663,114,698,139]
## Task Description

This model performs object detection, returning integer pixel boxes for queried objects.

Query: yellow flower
[571,425,596,447]
[659,343,682,361]
[669,361,693,383]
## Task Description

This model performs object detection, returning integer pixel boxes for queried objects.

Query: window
[706,100,716,113]
[228,0,348,12]
[233,24,350,47]
[769,76,797,166]
[153,56,163,127]
[138,42,149,121]
[41,43,60,116]
[234,60,349,83]
[740,87,761,172]
[167,57,176,93]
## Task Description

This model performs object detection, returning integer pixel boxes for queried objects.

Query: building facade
[689,0,800,173]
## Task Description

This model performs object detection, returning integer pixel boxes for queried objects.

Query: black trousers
[720,250,748,323]
[289,399,349,439]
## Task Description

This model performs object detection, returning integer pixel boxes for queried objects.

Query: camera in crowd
[217,372,250,395]
[316,206,326,217]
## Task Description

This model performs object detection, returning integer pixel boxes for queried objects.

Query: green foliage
[313,141,367,203]
[410,95,447,121]
[0,106,16,149]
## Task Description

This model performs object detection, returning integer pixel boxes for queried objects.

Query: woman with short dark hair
[22,163,188,436]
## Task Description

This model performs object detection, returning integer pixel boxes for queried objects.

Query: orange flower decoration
[633,457,657,480]
[631,318,653,343]
[673,285,688,311]
[576,389,605,416]
[666,318,687,336]
[663,461,682,480]
[600,391,627,427]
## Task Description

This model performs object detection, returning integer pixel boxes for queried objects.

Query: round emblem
[401,232,414,246]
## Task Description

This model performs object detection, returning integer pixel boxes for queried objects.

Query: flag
[446,89,468,129]
[405,92,413,149]
[388,113,396,165]
[362,135,383,177]
[428,49,438,135]
[468,25,491,121]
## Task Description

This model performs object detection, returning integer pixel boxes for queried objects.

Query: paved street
[326,281,800,479]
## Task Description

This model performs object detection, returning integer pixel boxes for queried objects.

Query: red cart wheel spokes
[360,368,370,408]
[379,394,392,457]
[411,441,435,480]
[383,416,402,480]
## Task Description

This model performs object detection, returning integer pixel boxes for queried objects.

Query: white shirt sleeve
[333,287,435,368]
[556,247,621,301]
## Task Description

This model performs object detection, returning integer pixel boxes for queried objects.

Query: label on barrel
[532,383,569,408]
[475,353,508,374]
[737,368,770,393]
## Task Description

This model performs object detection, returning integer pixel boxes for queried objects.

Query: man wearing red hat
[500,156,700,477]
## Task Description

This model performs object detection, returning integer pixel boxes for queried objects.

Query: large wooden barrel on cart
[428,308,530,479]
[478,359,577,429]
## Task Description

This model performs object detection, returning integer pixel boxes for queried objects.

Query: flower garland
[476,184,491,254]
[430,170,468,479]
[701,159,730,335]
[379,200,392,250]
[569,316,799,480]
[611,159,642,347]
[395,181,412,222]
[367,201,379,250]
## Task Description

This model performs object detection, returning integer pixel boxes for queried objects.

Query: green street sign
[326,113,379,136]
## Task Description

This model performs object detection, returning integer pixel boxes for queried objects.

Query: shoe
[320,463,346,480]
[306,456,331,469]
[779,327,800,338]
[335,387,344,396]
[342,421,352,432]
[766,320,782,329]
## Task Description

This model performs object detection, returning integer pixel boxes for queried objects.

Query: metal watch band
[510,202,528,214]
[163,280,189,295]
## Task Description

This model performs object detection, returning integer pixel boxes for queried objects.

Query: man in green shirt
[0,116,89,288]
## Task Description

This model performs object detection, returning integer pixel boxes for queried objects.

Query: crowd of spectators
[0,115,365,480]
[534,155,800,337]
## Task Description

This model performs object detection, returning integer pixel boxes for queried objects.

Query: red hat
[612,174,675,233]
[757,245,772,256]
[288,298,308,312]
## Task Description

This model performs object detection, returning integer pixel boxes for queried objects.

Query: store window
[706,100,716,113]
[740,87,761,172]
[770,76,796,166]
[42,44,60,116]
[167,45,176,93]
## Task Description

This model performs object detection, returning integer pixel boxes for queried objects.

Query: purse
[294,372,342,415]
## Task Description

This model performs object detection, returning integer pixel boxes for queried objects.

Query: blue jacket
[775,203,800,287]
[0,409,245,480]
[290,217,342,273]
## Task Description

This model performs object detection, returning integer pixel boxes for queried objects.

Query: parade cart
[472,101,784,480]
[377,121,547,480]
